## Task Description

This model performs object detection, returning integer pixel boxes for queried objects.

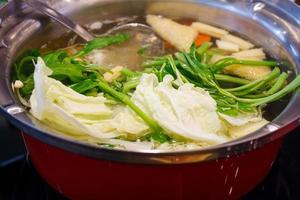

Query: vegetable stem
[74,34,130,57]
[232,68,280,96]
[196,42,213,56]
[250,75,300,106]
[226,67,280,92]
[212,57,278,72]
[142,59,166,68]
[122,78,140,93]
[245,72,288,98]
[215,74,250,85]
[97,81,162,133]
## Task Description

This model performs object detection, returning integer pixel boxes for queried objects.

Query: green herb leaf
[43,51,85,83]
[70,79,98,94]
[14,50,41,98]
[19,75,34,99]
[212,57,278,73]
[74,33,130,57]
[137,45,149,56]
[149,131,170,143]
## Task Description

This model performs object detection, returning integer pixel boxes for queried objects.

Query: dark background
[0,0,300,200]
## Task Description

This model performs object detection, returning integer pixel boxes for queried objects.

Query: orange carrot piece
[195,34,212,47]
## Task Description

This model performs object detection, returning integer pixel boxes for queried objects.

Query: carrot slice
[195,34,212,47]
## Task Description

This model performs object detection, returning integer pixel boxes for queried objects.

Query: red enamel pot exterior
[0,1,300,200]
[23,134,282,200]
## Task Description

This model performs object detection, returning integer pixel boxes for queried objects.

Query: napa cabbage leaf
[131,73,228,144]
[29,58,148,139]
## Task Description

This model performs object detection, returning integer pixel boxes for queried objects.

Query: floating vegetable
[13,15,300,151]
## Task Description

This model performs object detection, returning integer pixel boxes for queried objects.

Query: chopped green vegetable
[211,57,279,73]
[14,50,41,98]
[122,77,140,94]
[215,74,250,85]
[70,79,98,94]
[97,80,168,142]
[137,45,149,56]
[74,34,130,57]
[43,50,85,83]
[142,46,300,116]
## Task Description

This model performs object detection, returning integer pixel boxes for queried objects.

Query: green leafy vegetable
[74,33,130,57]
[137,45,149,56]
[211,57,278,73]
[142,45,300,116]
[43,51,85,83]
[70,79,98,94]
[214,74,250,85]
[122,77,140,94]
[14,50,41,98]
[98,82,156,130]
[97,79,169,142]
[14,34,130,98]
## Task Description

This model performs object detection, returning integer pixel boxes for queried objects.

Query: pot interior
[1,0,300,163]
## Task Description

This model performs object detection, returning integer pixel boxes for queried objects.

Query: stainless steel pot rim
[0,102,298,165]
[0,0,300,164]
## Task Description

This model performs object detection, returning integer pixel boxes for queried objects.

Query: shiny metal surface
[107,22,154,34]
[25,0,94,41]
[0,0,300,164]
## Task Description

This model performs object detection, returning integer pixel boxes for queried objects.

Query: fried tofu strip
[224,65,272,81]
[147,15,198,52]
[222,34,254,50]
[216,40,239,52]
[191,22,228,38]
[232,48,266,60]
[210,48,271,80]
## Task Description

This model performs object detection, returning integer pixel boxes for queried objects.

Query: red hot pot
[0,0,300,199]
